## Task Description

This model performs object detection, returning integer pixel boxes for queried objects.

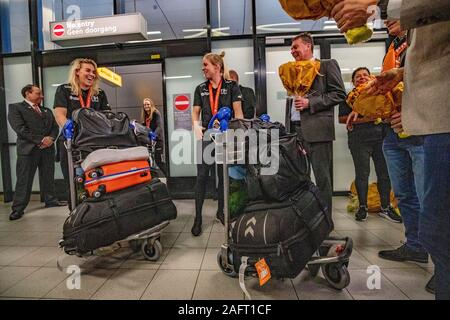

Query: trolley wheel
[89,169,103,179]
[322,263,350,290]
[307,264,320,277]
[93,190,102,198]
[75,176,84,183]
[217,251,237,278]
[141,239,162,261]
[80,192,88,201]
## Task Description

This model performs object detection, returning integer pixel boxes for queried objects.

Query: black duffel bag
[61,179,177,254]
[230,182,333,279]
[72,108,138,148]
[246,133,310,201]
[227,119,310,201]
[228,118,287,141]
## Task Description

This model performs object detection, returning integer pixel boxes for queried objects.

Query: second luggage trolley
[59,118,172,262]
[212,125,354,296]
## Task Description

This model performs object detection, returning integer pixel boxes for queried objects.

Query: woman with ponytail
[190,51,244,236]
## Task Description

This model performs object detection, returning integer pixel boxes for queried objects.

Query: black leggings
[349,139,391,208]
[195,139,224,220]
[195,162,224,220]
[58,138,72,208]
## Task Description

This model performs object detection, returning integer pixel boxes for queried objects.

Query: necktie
[33,104,42,116]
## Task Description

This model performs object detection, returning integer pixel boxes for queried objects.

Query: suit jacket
[288,59,346,143]
[400,0,450,135]
[8,101,59,156]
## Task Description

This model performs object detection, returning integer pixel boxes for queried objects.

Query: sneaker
[191,218,202,237]
[355,206,368,221]
[216,211,225,225]
[378,206,403,223]
[378,244,429,263]
[425,275,435,294]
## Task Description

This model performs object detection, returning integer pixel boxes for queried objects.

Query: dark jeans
[195,140,224,221]
[349,137,391,208]
[383,128,425,252]
[291,122,333,215]
[419,133,450,300]
[12,146,57,212]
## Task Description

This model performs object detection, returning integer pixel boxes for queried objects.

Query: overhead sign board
[50,13,148,47]
[97,67,122,87]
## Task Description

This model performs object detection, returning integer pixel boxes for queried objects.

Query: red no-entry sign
[53,24,65,37]
[174,95,190,111]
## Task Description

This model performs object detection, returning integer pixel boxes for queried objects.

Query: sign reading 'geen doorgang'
[50,13,148,47]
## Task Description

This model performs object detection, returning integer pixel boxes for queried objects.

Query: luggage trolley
[58,119,169,261]
[212,113,353,294]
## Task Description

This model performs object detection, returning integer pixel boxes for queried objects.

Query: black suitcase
[61,179,177,254]
[230,182,333,279]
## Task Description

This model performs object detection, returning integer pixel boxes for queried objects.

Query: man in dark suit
[228,70,256,119]
[288,33,346,216]
[7,84,66,221]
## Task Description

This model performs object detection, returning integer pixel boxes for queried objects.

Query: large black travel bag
[60,179,177,254]
[227,118,310,201]
[230,182,333,279]
[72,109,138,148]
[246,133,310,201]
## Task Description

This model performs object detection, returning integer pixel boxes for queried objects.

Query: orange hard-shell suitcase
[83,160,151,198]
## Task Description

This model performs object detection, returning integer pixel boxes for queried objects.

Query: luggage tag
[255,258,271,286]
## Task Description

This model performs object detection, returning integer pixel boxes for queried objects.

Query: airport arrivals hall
[1,0,448,303]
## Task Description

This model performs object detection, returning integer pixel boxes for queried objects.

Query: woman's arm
[192,106,204,139]
[232,101,244,119]
[54,107,68,128]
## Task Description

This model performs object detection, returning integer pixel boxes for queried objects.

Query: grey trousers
[291,122,333,216]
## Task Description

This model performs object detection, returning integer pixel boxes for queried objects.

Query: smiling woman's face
[202,58,220,80]
[76,63,96,89]
[353,69,371,87]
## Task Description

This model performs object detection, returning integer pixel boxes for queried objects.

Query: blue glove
[148,130,157,141]
[260,114,270,122]
[207,106,232,131]
[219,119,228,132]
[63,119,74,139]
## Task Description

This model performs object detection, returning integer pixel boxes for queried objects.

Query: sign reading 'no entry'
[53,24,65,37]
[173,94,192,130]
[174,95,190,111]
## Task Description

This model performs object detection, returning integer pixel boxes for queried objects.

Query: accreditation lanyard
[79,88,92,108]
[208,80,222,116]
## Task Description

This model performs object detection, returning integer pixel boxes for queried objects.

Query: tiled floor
[0,196,434,300]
